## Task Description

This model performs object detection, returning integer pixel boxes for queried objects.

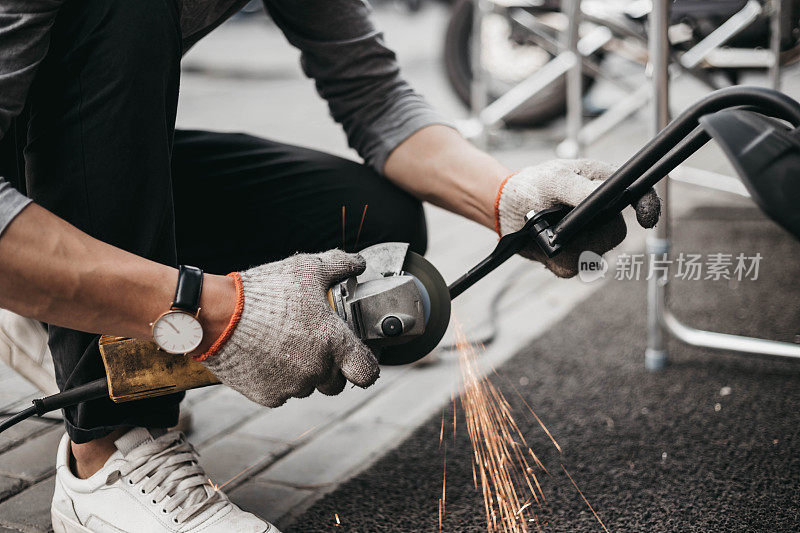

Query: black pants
[4,0,426,443]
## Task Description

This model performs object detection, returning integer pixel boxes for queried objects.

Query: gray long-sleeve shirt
[0,0,449,237]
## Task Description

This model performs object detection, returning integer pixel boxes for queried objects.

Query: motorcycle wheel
[444,0,592,127]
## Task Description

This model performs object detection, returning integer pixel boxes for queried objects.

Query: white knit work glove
[198,250,379,408]
[496,159,660,278]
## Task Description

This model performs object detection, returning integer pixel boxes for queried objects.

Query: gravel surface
[289,205,800,532]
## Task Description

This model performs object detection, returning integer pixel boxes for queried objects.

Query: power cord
[0,411,62,423]
[0,378,108,434]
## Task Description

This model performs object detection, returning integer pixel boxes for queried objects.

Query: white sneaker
[0,309,58,395]
[51,428,280,533]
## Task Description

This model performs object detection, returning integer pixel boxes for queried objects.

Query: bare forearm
[383,125,510,229]
[0,204,233,352]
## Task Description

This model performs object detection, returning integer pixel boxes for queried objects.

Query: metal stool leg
[556,0,583,158]
[470,0,492,148]
[769,0,783,90]
[645,0,671,370]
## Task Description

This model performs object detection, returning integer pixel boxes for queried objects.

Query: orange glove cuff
[493,172,517,237]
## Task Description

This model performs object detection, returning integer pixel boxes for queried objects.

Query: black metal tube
[448,233,525,299]
[551,86,800,245]
[571,127,711,227]
[445,87,800,307]
[614,126,711,212]
[448,254,505,300]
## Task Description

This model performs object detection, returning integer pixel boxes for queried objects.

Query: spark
[440,408,445,448]
[453,397,457,440]
[452,316,546,532]
[442,443,447,519]
[293,425,319,442]
[516,500,532,516]
[207,427,318,492]
[354,204,369,251]
[214,462,261,491]
[560,464,610,533]
[499,370,561,454]
[442,315,609,533]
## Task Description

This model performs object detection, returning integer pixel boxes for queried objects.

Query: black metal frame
[448,86,800,300]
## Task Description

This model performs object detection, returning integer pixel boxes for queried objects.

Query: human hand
[494,159,660,277]
[197,249,379,407]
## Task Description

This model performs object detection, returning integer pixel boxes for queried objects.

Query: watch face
[152,311,203,354]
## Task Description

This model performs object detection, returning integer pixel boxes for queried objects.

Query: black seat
[700,109,800,240]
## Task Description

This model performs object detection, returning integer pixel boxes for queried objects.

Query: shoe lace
[115,432,228,524]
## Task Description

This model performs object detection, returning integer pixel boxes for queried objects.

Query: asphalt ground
[289,205,800,532]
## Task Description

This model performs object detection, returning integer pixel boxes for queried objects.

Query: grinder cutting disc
[378,251,451,365]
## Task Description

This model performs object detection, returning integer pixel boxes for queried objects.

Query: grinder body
[328,275,427,348]
[326,242,448,357]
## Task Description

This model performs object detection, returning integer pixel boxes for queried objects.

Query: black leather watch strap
[173,265,203,314]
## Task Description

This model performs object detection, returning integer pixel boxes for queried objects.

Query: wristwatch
[151,265,204,354]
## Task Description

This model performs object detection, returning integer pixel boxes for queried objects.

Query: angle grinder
[73,243,450,407]
[326,242,451,366]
